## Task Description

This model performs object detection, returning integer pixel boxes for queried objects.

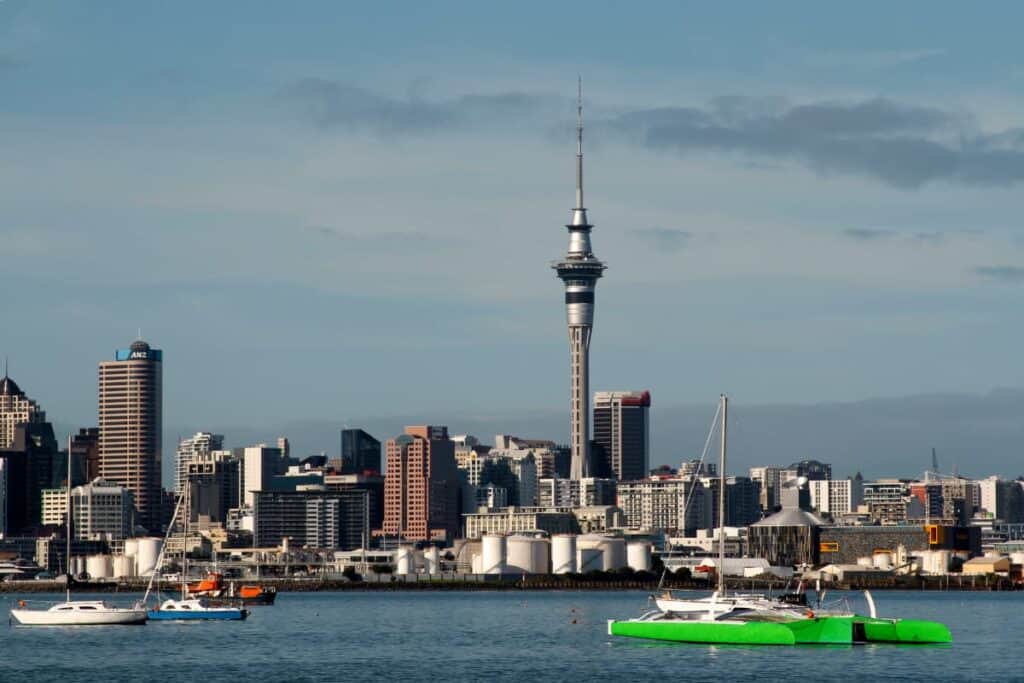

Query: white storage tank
[86,554,112,580]
[72,556,86,576]
[627,542,652,572]
[123,538,140,559]
[471,552,483,575]
[552,535,577,574]
[927,550,953,574]
[135,538,163,576]
[507,536,550,574]
[395,546,415,575]
[424,546,440,575]
[482,534,507,575]
[1010,552,1024,566]
[577,535,627,571]
[856,556,873,567]
[577,547,603,573]
[112,555,135,579]
[873,552,892,570]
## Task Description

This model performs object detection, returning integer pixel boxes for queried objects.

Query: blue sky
[5,2,1024,471]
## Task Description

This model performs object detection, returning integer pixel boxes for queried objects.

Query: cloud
[607,96,1024,189]
[812,48,945,70]
[634,228,691,251]
[842,228,894,241]
[279,81,1024,190]
[282,79,555,134]
[912,231,945,246]
[305,225,456,249]
[0,53,24,70]
[973,265,1024,283]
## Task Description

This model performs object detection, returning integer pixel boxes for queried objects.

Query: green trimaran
[608,394,952,646]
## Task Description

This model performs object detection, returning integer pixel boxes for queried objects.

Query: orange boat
[186,572,277,605]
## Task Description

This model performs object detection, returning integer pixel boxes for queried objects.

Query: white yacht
[11,600,147,626]
[9,436,147,627]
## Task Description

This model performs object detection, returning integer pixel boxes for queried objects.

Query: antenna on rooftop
[931,447,939,474]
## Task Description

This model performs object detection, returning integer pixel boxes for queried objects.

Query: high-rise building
[382,425,459,542]
[340,429,381,475]
[809,476,865,517]
[0,371,46,449]
[253,489,369,550]
[749,466,782,511]
[240,444,287,507]
[70,478,135,544]
[616,476,710,534]
[186,449,240,524]
[552,83,606,480]
[175,432,224,494]
[97,339,163,532]
[71,428,101,483]
[593,390,651,481]
[537,477,616,508]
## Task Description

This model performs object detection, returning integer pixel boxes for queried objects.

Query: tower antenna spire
[575,75,584,210]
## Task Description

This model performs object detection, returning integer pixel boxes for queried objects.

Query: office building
[71,428,101,484]
[71,478,135,543]
[324,472,385,532]
[254,489,369,550]
[617,476,711,534]
[340,429,381,475]
[781,460,832,483]
[809,476,864,517]
[240,444,288,507]
[175,432,224,494]
[97,339,163,532]
[537,477,616,508]
[463,505,622,539]
[186,449,241,525]
[382,425,459,542]
[552,85,606,480]
[0,371,46,449]
[592,390,651,481]
[749,466,782,512]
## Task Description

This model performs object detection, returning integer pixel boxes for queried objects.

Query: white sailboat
[143,481,248,621]
[654,395,812,620]
[10,436,147,626]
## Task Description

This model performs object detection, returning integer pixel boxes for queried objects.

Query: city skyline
[5,3,1024,481]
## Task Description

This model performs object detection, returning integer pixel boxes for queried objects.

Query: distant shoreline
[1,574,1019,594]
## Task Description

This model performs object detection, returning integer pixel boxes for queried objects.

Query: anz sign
[115,349,163,362]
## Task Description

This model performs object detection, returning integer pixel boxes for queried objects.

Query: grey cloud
[306,225,455,248]
[0,53,24,69]
[607,96,1024,189]
[283,79,555,134]
[912,231,944,246]
[842,228,894,241]
[973,265,1024,283]
[634,228,691,251]
[282,82,1024,189]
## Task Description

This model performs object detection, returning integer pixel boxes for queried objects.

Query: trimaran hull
[608,615,952,645]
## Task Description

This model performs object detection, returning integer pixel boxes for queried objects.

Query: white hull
[10,601,147,626]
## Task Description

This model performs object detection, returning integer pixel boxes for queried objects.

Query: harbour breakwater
[1,572,1019,593]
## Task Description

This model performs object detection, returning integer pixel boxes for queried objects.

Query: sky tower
[553,80,606,480]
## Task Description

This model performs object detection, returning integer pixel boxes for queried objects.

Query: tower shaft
[553,81,605,481]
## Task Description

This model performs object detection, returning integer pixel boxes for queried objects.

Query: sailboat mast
[66,434,72,602]
[718,394,727,596]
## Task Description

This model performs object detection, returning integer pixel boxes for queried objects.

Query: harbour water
[0,589,1018,681]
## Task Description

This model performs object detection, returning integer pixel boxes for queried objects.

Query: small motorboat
[147,598,248,621]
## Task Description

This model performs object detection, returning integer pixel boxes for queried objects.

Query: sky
[4,2,1024,480]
